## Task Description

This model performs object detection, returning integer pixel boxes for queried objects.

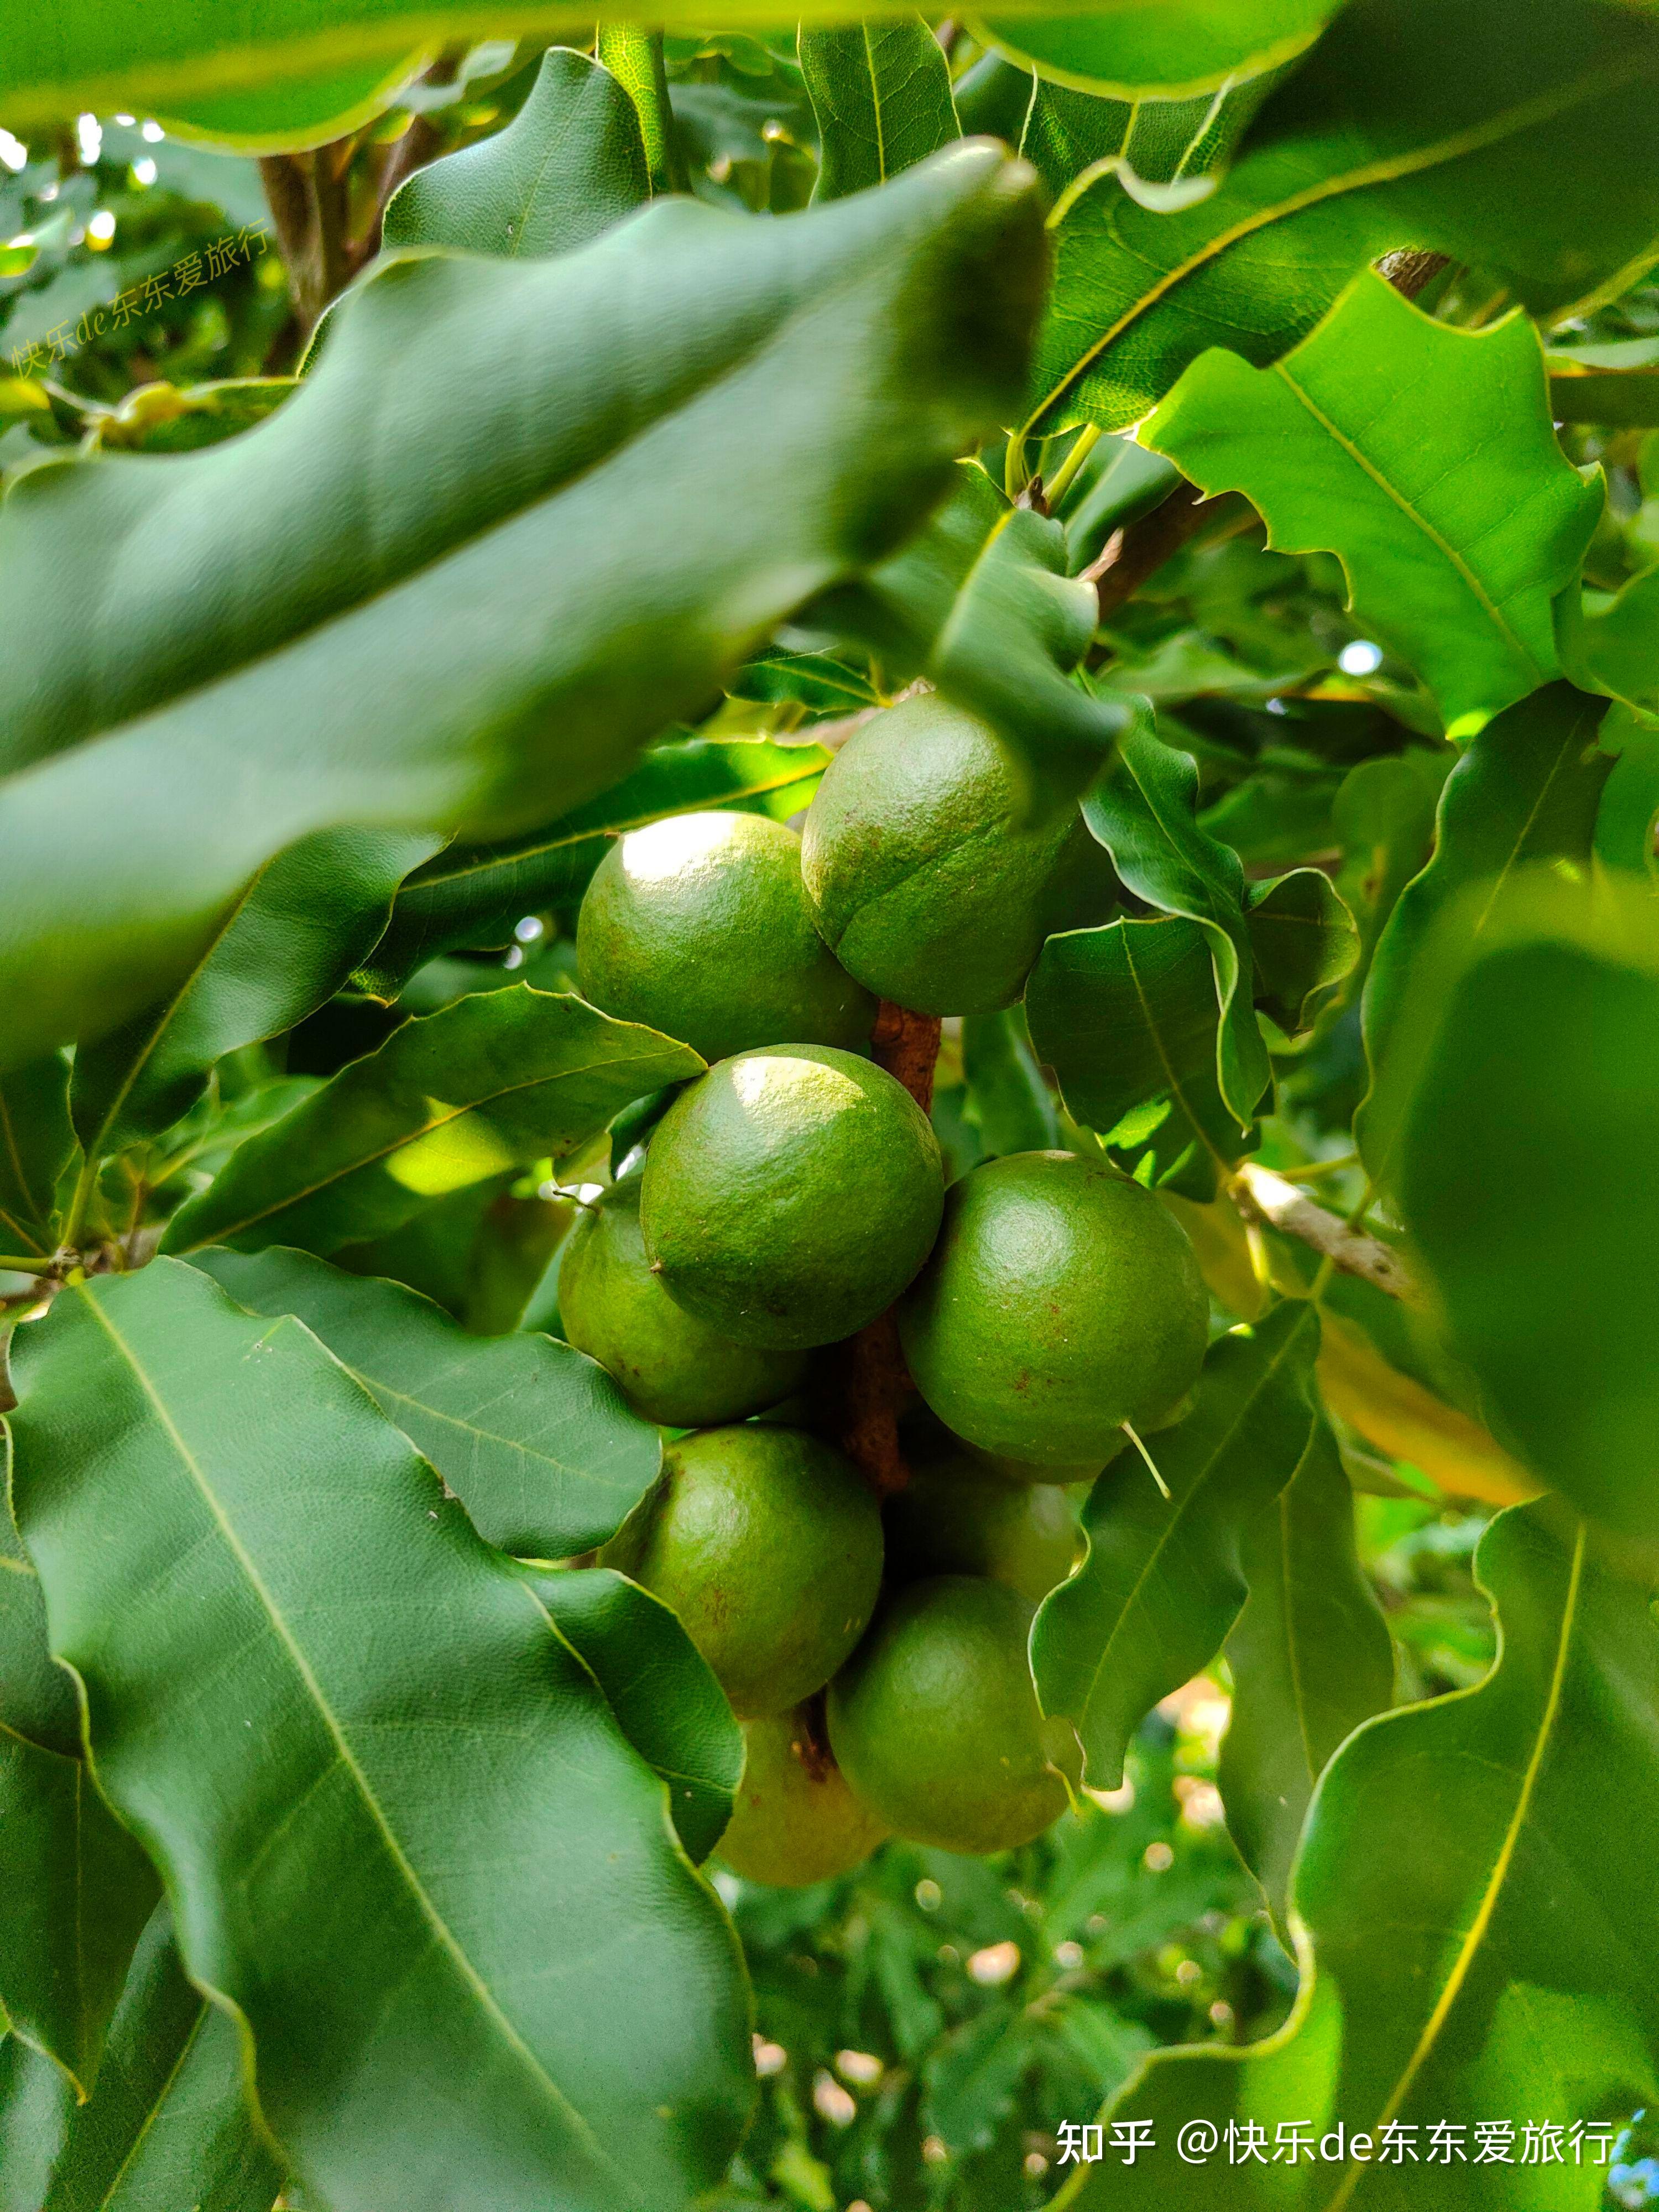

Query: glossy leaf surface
[0,148,1045,1070]
[195,1245,661,1557]
[977,0,1337,99]
[8,1259,753,2212]
[384,47,650,256]
[163,988,702,1258]
[1025,0,1659,436]
[1071,1507,1659,2205]
[1032,1300,1320,1788]
[1220,1419,1395,1926]
[801,17,960,201]
[1144,274,1603,736]
[526,1567,744,1863]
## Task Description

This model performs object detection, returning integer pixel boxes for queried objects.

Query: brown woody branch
[1232,1162,1420,1304]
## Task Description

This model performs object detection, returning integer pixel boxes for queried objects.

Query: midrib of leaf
[1275,1445,1322,1791]
[1321,1518,1586,2212]
[1466,704,1603,940]
[1023,55,1648,432]
[91,2001,210,2211]
[927,502,1018,668]
[171,1040,661,1249]
[1118,924,1230,1173]
[1266,357,1540,672]
[76,1290,625,2191]
[862,22,889,180]
[1071,1305,1315,1720]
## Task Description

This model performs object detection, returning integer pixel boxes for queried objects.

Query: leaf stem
[1042,422,1102,508]
[0,1254,53,1275]
[1120,1420,1171,1502]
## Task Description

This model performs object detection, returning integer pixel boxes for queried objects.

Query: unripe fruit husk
[600,1424,882,1717]
[884,1457,1082,1607]
[717,1709,889,1887]
[898,1150,1207,1467]
[560,1173,806,1427]
[800,695,1118,1017]
[577,809,874,1062]
[828,1575,1074,1854]
[641,1045,944,1350]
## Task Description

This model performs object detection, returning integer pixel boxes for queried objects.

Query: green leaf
[1396,880,1659,1542]
[1024,916,1250,1199]
[162,988,702,1259]
[33,1903,279,2212]
[70,829,435,1162]
[1328,747,1448,990]
[1548,361,1659,426]
[8,1258,753,2212]
[0,1478,80,1758]
[1079,1506,1659,2205]
[194,1244,661,1557]
[1143,272,1603,737]
[1024,0,1659,437]
[975,0,1338,100]
[800,17,961,202]
[0,1055,75,1262]
[594,27,681,191]
[1244,867,1358,1031]
[1082,721,1270,1124]
[816,465,1135,802]
[0,147,1046,1071]
[1593,707,1659,883]
[1358,684,1612,1177]
[358,738,829,999]
[1219,1417,1394,1927]
[961,1007,1061,1156]
[525,1566,744,1864]
[0,1730,158,2099]
[384,47,650,257]
[1031,1300,1319,1787]
[1572,562,1659,713]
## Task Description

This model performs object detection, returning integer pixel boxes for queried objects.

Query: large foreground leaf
[1024,0,1659,436]
[1032,1300,1319,1787]
[163,988,701,1258]
[0,147,1045,1070]
[1067,1506,1659,2205]
[1396,881,1659,1543]
[195,1245,660,1556]
[8,1259,752,2212]
[977,0,1338,100]
[1144,273,1603,737]
[1220,1419,1395,1927]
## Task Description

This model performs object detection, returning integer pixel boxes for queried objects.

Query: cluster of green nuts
[561,698,1209,1884]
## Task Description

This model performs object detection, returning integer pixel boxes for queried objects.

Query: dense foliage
[4,4,1659,2209]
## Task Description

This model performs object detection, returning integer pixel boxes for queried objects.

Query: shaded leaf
[1397,879,1659,1542]
[801,17,960,202]
[70,828,435,1161]
[1082,721,1270,1123]
[29,1903,278,2212]
[0,2035,71,2212]
[525,1566,744,1863]
[1220,1418,1395,1926]
[0,1730,158,2099]
[384,47,650,257]
[163,988,702,1258]
[1548,361,1659,426]
[810,463,1135,802]
[1079,1507,1659,2205]
[1024,0,1659,437]
[0,1475,80,1757]
[977,1,1338,100]
[8,1258,753,2212]
[0,148,1046,1070]
[1244,866,1358,1031]
[1144,272,1603,735]
[358,738,828,999]
[1032,1300,1319,1787]
[1316,1310,1537,1510]
[1025,916,1249,1199]
[1358,684,1611,1176]
[961,1007,1061,1156]
[1328,747,1448,991]
[0,1054,74,1262]
[195,1245,660,1557]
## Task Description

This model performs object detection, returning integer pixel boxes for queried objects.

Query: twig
[1083,480,1223,625]
[833,1001,942,1495]
[1232,1162,1419,1304]
[1376,248,1451,302]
